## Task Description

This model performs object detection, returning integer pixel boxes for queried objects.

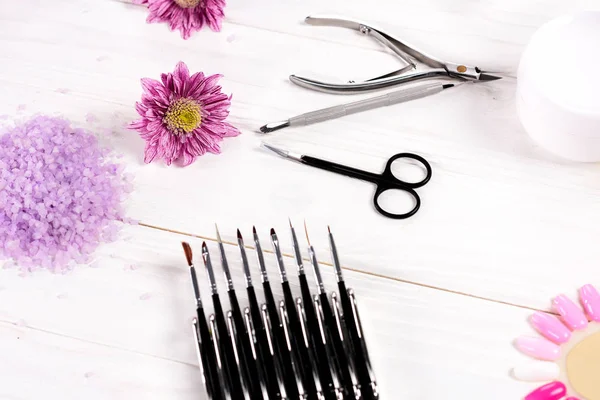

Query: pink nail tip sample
[525,381,566,400]
[580,284,600,322]
[553,294,588,330]
[515,336,560,361]
[530,312,571,344]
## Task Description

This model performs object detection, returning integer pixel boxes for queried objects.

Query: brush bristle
[182,242,193,266]
[237,229,242,240]
[252,226,257,234]
[270,228,276,236]
[304,220,310,245]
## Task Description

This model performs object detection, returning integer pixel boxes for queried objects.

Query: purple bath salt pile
[0,115,133,272]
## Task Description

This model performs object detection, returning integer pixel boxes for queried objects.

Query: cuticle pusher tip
[259,120,290,133]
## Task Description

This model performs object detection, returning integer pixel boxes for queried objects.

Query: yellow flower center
[174,0,201,8]
[163,98,202,135]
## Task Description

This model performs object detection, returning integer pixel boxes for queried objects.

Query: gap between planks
[138,222,552,315]
[0,320,198,368]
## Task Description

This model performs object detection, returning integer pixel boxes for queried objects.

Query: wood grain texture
[0,225,536,399]
[1,0,599,398]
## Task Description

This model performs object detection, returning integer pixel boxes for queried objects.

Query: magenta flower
[135,0,226,39]
[129,61,240,166]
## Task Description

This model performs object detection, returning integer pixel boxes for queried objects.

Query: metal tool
[184,225,379,400]
[290,15,501,94]
[262,144,432,219]
[260,83,453,133]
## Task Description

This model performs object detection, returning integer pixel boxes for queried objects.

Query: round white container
[516,11,600,162]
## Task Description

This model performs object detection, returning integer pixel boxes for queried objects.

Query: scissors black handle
[301,152,432,219]
[374,153,431,219]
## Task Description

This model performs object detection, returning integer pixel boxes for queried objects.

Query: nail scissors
[290,15,501,94]
[262,143,432,219]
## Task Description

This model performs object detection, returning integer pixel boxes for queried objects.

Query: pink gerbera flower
[129,61,240,166]
[135,0,226,39]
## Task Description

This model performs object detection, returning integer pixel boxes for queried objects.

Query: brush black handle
[248,286,282,399]
[299,274,337,400]
[229,290,263,399]
[213,294,245,400]
[338,282,376,400]
[197,307,224,400]
[263,281,300,400]
[320,292,355,399]
[283,281,318,400]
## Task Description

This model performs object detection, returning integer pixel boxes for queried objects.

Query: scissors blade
[478,72,502,81]
[261,143,303,162]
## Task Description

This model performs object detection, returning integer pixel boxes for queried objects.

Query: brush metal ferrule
[290,223,305,274]
[238,235,253,288]
[308,245,326,294]
[328,230,344,283]
[271,230,288,282]
[202,245,219,295]
[253,230,270,283]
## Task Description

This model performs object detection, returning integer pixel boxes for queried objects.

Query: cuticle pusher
[260,82,454,133]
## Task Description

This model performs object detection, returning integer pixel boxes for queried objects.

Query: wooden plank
[2,0,595,309]
[1,225,536,398]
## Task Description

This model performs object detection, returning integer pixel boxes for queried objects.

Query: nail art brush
[261,304,289,400]
[290,220,336,400]
[216,226,262,400]
[243,308,271,400]
[313,295,345,400]
[226,311,251,400]
[348,289,379,399]
[328,227,378,399]
[279,300,308,399]
[331,292,360,397]
[305,224,355,398]
[296,298,326,400]
[209,314,232,400]
[238,229,282,400]
[202,242,245,400]
[253,227,301,400]
[271,228,319,400]
[259,83,455,133]
[182,242,223,400]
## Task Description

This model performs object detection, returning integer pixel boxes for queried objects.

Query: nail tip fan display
[183,223,379,400]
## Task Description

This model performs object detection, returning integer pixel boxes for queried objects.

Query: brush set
[181,222,379,400]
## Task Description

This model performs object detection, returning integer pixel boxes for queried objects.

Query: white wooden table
[2,0,600,398]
